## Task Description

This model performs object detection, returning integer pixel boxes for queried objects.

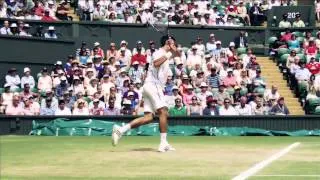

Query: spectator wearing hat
[5,68,20,91]
[121,98,135,115]
[270,97,290,115]
[219,98,239,115]
[249,1,264,26]
[55,99,72,115]
[128,61,145,82]
[1,84,13,108]
[19,24,32,37]
[40,98,56,115]
[38,68,53,92]
[20,67,35,89]
[44,26,57,39]
[89,99,104,115]
[0,21,12,35]
[91,42,105,59]
[132,41,146,55]
[86,78,98,98]
[73,99,89,115]
[168,97,187,116]
[306,57,320,75]
[278,13,292,28]
[203,97,219,115]
[196,82,212,107]
[5,95,24,115]
[117,46,131,68]
[211,41,223,57]
[115,68,130,89]
[235,96,252,115]
[183,84,195,105]
[165,85,182,108]
[189,63,202,79]
[222,69,237,88]
[179,74,190,95]
[104,98,121,115]
[292,13,305,28]
[164,76,175,96]
[9,23,19,36]
[40,89,58,109]
[206,34,216,52]
[174,57,186,77]
[187,96,203,116]
[192,68,206,88]
[55,76,69,97]
[186,45,202,70]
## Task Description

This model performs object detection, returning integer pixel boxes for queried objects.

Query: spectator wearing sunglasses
[187,96,203,116]
[219,98,239,115]
[168,97,187,116]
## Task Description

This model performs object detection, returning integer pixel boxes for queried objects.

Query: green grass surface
[0,136,319,180]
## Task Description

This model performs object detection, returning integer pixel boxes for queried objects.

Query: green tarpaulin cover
[30,119,320,136]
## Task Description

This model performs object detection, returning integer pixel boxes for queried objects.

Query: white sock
[120,124,131,134]
[160,133,167,144]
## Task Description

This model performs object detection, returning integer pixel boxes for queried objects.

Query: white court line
[254,175,320,177]
[232,142,301,180]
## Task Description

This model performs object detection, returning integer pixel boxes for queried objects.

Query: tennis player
[112,35,180,152]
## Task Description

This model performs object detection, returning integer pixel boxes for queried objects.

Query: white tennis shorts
[143,82,167,113]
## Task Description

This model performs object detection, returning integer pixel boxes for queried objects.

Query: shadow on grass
[131,148,156,152]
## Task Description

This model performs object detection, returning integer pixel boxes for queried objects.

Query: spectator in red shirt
[305,40,318,62]
[41,10,57,22]
[34,1,45,17]
[131,48,147,66]
[280,28,292,42]
[306,57,320,75]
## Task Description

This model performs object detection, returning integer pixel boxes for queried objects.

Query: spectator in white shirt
[38,68,53,92]
[19,24,32,37]
[264,85,280,102]
[0,20,12,35]
[235,96,252,115]
[295,62,311,81]
[73,99,89,115]
[206,34,216,52]
[44,26,57,39]
[219,98,239,115]
[20,67,35,89]
[186,46,203,70]
[55,99,72,115]
[5,68,20,91]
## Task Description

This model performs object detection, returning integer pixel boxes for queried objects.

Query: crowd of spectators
[1,32,290,116]
[0,20,57,38]
[269,28,320,113]
[0,0,298,26]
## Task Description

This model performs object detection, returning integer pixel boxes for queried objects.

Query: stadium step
[257,56,305,115]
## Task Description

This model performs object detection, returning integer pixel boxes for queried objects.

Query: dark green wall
[1,115,320,135]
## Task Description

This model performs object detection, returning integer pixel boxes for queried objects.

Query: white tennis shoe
[158,143,176,152]
[112,125,122,146]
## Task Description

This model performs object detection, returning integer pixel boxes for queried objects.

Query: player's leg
[157,107,175,152]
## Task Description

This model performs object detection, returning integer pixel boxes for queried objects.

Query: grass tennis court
[1,136,319,180]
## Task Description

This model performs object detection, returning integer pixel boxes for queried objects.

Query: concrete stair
[68,8,79,22]
[256,56,305,115]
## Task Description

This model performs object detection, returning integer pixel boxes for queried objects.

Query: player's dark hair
[160,35,176,47]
